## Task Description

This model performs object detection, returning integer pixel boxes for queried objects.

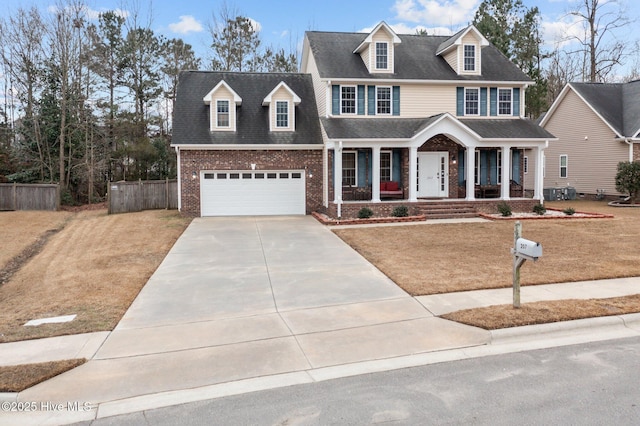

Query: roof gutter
[170,144,324,150]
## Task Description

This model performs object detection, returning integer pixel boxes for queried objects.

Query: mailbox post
[511,221,542,308]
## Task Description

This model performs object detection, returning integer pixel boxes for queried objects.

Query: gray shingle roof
[459,119,556,139]
[172,71,322,146]
[306,31,530,82]
[570,81,640,137]
[320,115,554,140]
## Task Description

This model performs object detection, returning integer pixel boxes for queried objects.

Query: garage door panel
[201,170,305,216]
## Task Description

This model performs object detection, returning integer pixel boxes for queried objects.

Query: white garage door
[200,170,306,216]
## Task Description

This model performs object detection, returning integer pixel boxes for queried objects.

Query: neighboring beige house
[539,81,640,199]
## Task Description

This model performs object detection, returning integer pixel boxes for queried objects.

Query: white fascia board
[322,78,531,87]
[262,81,302,106]
[202,80,242,105]
[170,144,323,150]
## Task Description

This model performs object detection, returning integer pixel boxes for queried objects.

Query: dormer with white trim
[262,81,302,132]
[436,25,489,76]
[202,80,242,132]
[353,22,401,74]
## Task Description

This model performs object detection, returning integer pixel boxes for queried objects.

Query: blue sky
[2,0,638,61]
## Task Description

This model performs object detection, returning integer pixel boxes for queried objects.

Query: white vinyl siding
[460,33,481,75]
[400,85,457,117]
[304,49,327,117]
[208,86,236,131]
[542,89,628,195]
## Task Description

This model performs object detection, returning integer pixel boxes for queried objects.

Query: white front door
[417,152,448,198]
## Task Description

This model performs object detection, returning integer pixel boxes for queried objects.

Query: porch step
[416,203,478,220]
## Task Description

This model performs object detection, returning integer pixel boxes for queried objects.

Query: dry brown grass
[442,294,640,330]
[0,209,190,343]
[0,359,86,392]
[0,211,73,269]
[334,200,640,295]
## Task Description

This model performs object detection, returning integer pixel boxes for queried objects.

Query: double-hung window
[342,151,357,186]
[465,88,479,116]
[216,100,230,127]
[464,45,476,72]
[380,151,392,182]
[276,101,288,128]
[560,155,568,178]
[498,88,512,115]
[376,87,391,115]
[375,42,388,70]
[341,86,356,114]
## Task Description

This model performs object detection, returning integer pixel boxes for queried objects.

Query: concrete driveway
[20,216,488,414]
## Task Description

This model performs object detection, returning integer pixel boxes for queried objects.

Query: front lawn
[334,200,640,295]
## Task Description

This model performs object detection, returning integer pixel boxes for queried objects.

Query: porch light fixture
[451,154,457,165]
[191,171,197,180]
[251,163,256,170]
[306,166,313,178]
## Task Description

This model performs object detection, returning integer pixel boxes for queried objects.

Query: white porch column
[408,147,418,201]
[466,147,476,200]
[372,146,381,202]
[535,145,545,202]
[333,146,343,203]
[501,147,511,200]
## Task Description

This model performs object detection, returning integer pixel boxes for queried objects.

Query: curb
[490,314,640,344]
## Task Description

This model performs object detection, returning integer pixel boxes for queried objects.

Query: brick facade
[634,144,640,162]
[179,149,323,216]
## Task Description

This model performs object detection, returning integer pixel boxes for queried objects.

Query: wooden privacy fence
[0,183,60,211]
[108,179,178,214]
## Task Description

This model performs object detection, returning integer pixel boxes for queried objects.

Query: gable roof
[172,71,322,146]
[541,81,640,138]
[353,21,401,54]
[262,81,302,106]
[436,25,489,56]
[202,80,242,105]
[305,30,530,82]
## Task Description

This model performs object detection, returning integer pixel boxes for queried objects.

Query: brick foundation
[179,149,323,216]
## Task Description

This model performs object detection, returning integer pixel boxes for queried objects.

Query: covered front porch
[321,114,553,219]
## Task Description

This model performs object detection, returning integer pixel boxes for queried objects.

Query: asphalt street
[72,336,640,426]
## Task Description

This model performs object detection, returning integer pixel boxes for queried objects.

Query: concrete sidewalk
[1,217,640,426]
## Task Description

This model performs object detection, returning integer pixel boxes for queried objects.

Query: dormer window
[276,101,289,128]
[216,100,230,127]
[375,42,388,70]
[203,80,242,132]
[262,81,301,131]
[464,45,476,72]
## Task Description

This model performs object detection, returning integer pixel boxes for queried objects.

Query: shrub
[532,203,546,215]
[357,207,374,219]
[563,207,575,216]
[392,205,409,217]
[497,202,512,217]
[615,161,640,204]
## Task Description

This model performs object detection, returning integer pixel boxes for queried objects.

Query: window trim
[342,151,358,187]
[465,87,480,116]
[275,100,289,128]
[340,85,357,115]
[498,88,513,116]
[375,41,388,70]
[376,86,392,115]
[463,44,476,72]
[216,99,230,128]
[559,154,568,178]
[380,150,393,182]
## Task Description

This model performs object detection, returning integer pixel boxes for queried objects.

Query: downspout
[337,140,343,219]
[175,146,181,211]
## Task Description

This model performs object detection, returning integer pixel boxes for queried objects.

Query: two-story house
[171,22,555,218]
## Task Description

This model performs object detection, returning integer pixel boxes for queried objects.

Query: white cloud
[541,13,585,49]
[169,15,204,34]
[48,5,129,21]
[392,0,481,27]
[360,22,454,36]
